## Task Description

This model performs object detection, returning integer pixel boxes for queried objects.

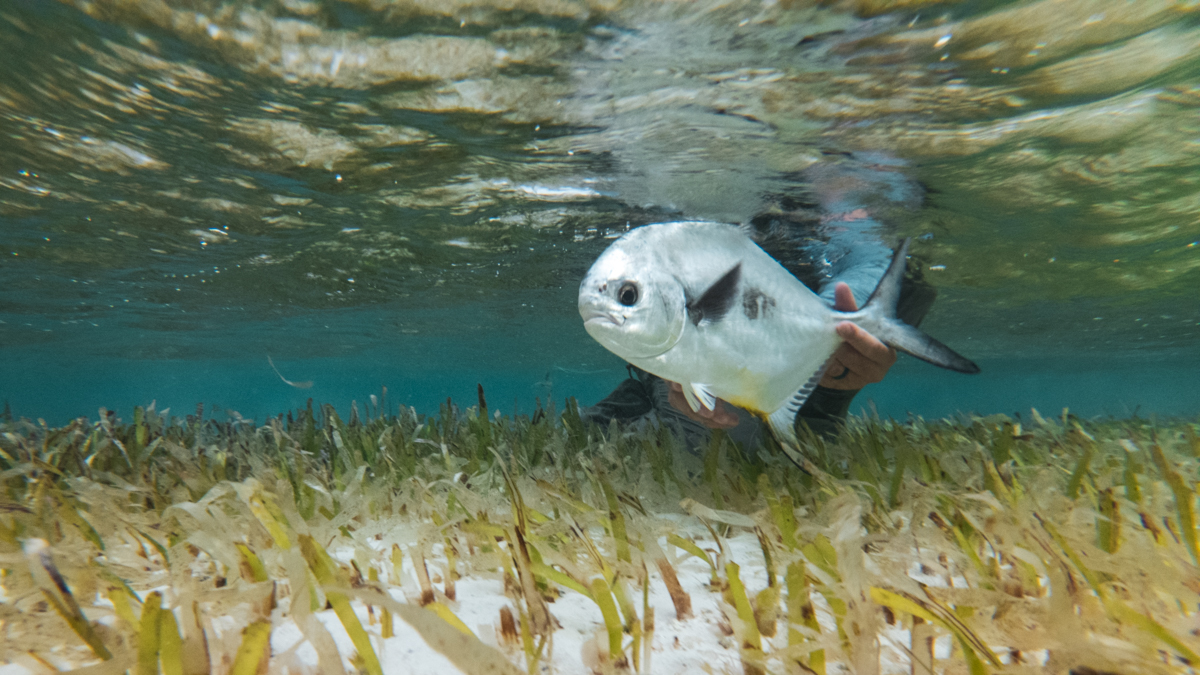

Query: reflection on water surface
[1,0,1198,420]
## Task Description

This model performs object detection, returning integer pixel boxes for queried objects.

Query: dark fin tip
[688,262,742,326]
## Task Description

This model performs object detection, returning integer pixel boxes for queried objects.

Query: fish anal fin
[687,262,742,326]
[681,384,702,412]
[766,360,831,469]
[767,406,800,451]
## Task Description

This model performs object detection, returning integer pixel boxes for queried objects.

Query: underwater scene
[2,0,1200,673]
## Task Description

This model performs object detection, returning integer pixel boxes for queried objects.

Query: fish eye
[617,282,639,306]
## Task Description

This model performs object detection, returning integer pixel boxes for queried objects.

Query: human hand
[666,381,739,429]
[820,282,897,390]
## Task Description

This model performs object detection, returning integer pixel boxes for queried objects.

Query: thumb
[833,282,859,312]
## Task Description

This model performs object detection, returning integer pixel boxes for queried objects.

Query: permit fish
[577,221,979,465]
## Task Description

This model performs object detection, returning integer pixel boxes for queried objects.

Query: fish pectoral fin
[690,382,718,412]
[680,382,717,412]
[686,262,741,326]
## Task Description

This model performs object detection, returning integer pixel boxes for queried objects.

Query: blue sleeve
[811,229,893,305]
[802,152,922,305]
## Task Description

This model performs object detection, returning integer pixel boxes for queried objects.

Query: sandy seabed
[1,404,1197,674]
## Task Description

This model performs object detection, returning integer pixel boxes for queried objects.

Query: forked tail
[770,238,979,473]
[857,238,980,374]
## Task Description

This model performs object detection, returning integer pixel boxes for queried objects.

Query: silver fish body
[578,221,978,460]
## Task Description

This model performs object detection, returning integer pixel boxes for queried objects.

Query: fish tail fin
[872,318,981,373]
[861,238,981,374]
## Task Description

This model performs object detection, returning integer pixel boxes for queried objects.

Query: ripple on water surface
[1,0,1198,419]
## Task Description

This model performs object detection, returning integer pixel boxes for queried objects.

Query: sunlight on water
[1,0,1198,422]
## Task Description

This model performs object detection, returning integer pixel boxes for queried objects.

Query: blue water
[2,0,1199,425]
[9,350,1198,426]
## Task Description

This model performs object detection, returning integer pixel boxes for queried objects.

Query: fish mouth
[582,310,624,328]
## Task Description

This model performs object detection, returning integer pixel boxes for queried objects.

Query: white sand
[0,518,938,674]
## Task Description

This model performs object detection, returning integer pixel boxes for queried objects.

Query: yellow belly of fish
[719,368,773,414]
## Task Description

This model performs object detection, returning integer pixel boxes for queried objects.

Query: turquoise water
[2,0,1198,424]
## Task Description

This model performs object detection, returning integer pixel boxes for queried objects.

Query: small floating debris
[516,184,600,200]
[189,228,229,243]
[267,354,313,389]
[271,194,312,206]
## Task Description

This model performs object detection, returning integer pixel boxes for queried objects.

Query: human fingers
[820,352,864,390]
[820,348,888,390]
[835,321,896,370]
[834,343,895,384]
[832,282,859,312]
[819,323,897,389]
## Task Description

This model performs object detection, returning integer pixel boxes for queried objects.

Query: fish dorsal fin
[687,262,741,326]
[766,359,832,465]
[863,238,910,320]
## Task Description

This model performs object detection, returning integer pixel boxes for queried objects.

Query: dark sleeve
[579,372,655,426]
[795,267,939,436]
